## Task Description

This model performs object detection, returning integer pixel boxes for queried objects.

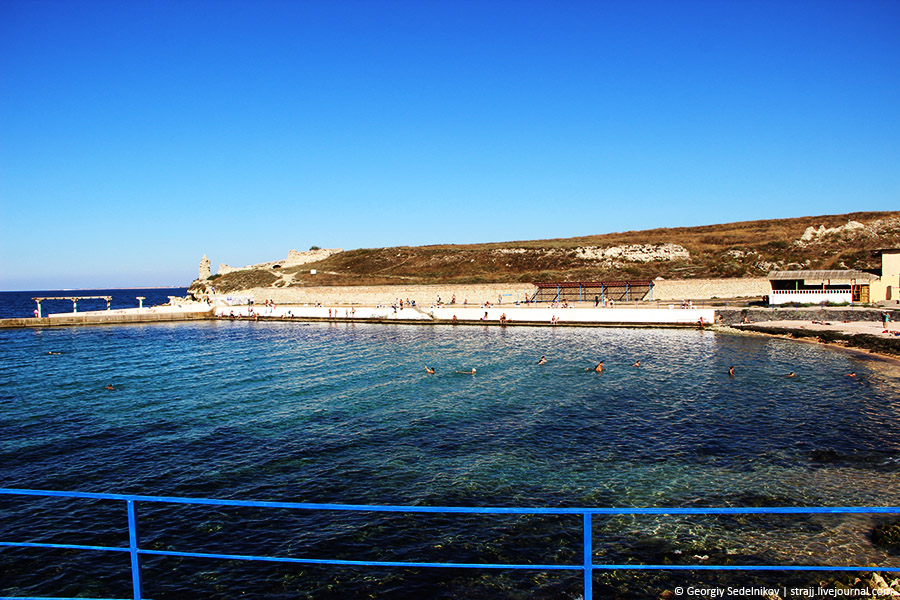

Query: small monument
[199,254,211,280]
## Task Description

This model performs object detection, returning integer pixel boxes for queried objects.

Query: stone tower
[199,254,211,280]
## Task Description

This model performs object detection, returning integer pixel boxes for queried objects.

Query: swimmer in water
[105,384,116,391]
[788,372,795,378]
[425,366,435,374]
[633,360,640,367]
[847,372,857,378]
[47,351,61,355]
[456,368,476,374]
[538,356,547,365]
[585,361,603,373]
[728,365,735,377]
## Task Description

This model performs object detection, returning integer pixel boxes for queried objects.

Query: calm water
[1,319,899,598]
[0,288,189,319]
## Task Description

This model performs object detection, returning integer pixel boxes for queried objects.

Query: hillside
[190,211,900,294]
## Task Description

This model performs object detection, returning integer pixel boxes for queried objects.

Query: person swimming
[632,360,640,367]
[538,356,547,365]
[788,372,795,377]
[425,366,435,374]
[728,365,735,377]
[586,361,603,373]
[105,384,116,391]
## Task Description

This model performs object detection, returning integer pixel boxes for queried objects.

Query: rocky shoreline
[736,324,900,358]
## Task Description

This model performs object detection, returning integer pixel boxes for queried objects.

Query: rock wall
[717,307,884,326]
[575,243,689,262]
[224,278,770,306]
[285,248,343,265]
[234,283,534,306]
[652,278,770,300]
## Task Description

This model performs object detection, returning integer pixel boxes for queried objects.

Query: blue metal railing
[1,488,899,599]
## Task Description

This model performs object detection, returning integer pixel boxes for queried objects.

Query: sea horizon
[0,286,190,319]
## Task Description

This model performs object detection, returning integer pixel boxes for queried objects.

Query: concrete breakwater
[216,303,716,327]
[0,300,715,329]
[3,301,892,332]
[0,305,214,328]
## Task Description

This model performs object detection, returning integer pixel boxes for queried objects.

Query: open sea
[1,289,899,599]
[0,288,189,319]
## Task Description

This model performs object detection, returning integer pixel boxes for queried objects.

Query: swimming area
[1,306,899,598]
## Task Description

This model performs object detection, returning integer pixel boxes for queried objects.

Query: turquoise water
[1,321,899,598]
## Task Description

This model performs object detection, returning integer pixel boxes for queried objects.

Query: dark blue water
[1,319,899,598]
[0,288,189,319]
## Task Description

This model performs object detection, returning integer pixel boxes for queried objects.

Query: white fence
[768,289,852,305]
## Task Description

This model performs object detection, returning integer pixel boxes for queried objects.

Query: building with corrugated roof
[767,249,899,305]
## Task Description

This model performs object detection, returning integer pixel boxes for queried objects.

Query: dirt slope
[192,211,900,293]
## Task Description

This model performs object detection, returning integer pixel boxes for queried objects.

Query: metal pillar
[583,513,593,599]
[127,500,144,600]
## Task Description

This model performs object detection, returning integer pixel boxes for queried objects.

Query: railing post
[583,512,592,600]
[127,500,144,600]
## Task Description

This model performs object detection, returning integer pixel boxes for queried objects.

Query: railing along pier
[1,488,898,599]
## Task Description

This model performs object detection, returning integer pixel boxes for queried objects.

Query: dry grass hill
[192,211,900,294]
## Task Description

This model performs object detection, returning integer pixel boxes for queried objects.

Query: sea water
[0,288,189,319]
[1,318,899,598]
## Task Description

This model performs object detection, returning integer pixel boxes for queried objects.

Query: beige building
[870,248,900,304]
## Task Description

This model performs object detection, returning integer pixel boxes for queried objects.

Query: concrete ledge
[215,304,715,327]
[0,309,214,329]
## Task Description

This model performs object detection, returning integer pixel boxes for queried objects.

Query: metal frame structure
[531,281,654,303]
[32,296,113,318]
[1,488,898,600]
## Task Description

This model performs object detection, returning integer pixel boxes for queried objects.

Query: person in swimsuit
[425,366,435,374]
[538,356,547,365]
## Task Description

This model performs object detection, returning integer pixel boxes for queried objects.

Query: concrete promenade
[4,301,891,332]
[0,304,214,329]
[214,303,715,327]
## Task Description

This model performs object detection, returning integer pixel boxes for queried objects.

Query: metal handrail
[2,488,899,600]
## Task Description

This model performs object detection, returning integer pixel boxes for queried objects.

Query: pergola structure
[531,281,654,303]
[33,296,112,318]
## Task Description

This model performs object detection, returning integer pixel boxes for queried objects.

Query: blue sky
[1,0,898,290]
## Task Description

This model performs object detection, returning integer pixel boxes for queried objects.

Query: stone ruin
[199,254,211,280]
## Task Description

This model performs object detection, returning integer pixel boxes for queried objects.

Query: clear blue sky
[1,0,898,290]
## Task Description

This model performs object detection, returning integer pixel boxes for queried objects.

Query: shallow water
[1,321,899,598]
